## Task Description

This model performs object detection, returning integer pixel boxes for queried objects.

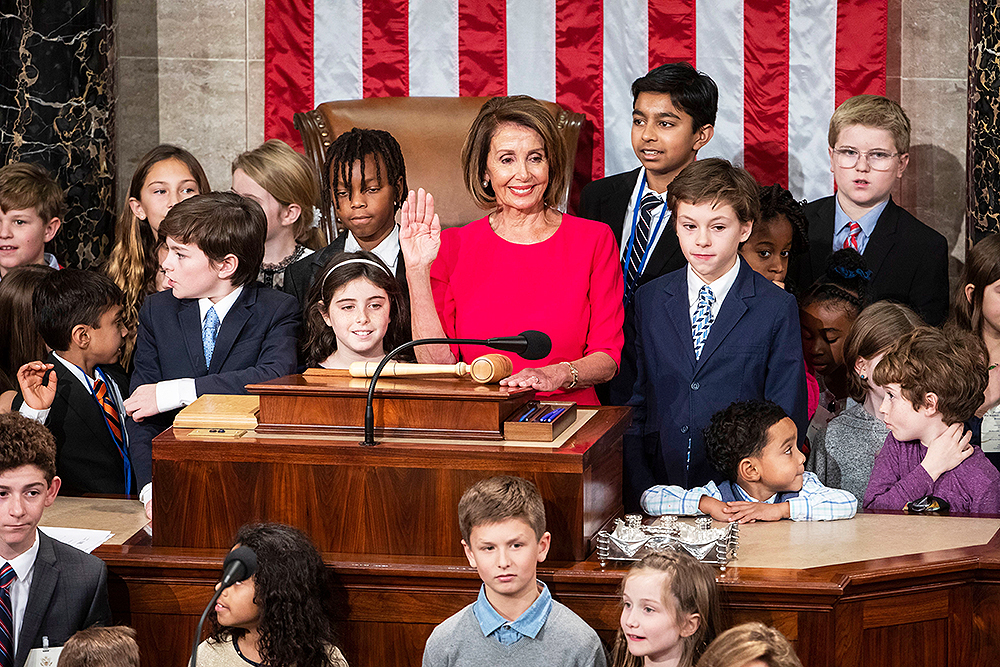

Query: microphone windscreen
[223,545,258,583]
[518,330,552,360]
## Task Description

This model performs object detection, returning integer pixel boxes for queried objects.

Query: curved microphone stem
[189,587,224,667]
[362,338,498,447]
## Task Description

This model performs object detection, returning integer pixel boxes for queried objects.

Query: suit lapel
[695,262,752,373]
[662,274,697,372]
[608,169,641,245]
[50,356,108,445]
[860,197,899,278]
[178,299,208,375]
[15,533,57,667]
[808,197,837,279]
[209,288,255,373]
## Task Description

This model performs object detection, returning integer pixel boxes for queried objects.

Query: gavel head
[469,354,514,383]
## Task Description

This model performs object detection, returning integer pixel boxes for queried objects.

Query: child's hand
[16,362,56,411]
[399,188,441,272]
[920,423,973,481]
[723,501,789,523]
[124,384,160,422]
[697,496,732,522]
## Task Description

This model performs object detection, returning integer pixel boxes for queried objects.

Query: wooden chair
[293,97,584,240]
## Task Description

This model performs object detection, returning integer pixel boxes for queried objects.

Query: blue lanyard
[622,176,669,279]
[75,364,133,495]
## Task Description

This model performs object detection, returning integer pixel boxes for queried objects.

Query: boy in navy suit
[626,158,807,510]
[792,95,948,325]
[579,62,717,406]
[124,192,299,516]
[14,270,134,497]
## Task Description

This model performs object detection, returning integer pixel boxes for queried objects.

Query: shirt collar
[686,255,742,307]
[198,285,244,325]
[343,225,401,273]
[43,253,60,270]
[52,352,95,386]
[472,581,553,640]
[733,482,778,504]
[5,529,40,581]
[834,195,889,238]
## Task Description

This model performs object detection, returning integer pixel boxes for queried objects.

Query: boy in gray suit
[0,413,110,667]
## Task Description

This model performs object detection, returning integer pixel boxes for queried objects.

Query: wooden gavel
[349,353,514,384]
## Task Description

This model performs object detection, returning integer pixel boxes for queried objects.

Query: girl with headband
[300,251,410,369]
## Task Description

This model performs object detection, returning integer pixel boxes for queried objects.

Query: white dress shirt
[5,530,40,656]
[343,224,400,274]
[619,169,671,270]
[686,256,742,322]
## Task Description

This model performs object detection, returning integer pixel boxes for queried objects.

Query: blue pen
[518,405,543,422]
[538,407,568,423]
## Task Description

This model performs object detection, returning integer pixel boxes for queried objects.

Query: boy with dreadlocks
[284,128,409,306]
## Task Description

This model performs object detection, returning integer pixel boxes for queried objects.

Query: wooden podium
[152,373,629,561]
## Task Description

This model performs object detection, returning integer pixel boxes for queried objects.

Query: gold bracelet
[560,361,579,389]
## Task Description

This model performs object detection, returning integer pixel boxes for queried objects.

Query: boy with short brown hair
[58,627,140,667]
[0,163,64,279]
[423,476,606,667]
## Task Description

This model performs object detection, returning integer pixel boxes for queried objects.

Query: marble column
[968,0,1000,240]
[0,0,115,269]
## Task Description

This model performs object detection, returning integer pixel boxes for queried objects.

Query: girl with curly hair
[197,523,349,667]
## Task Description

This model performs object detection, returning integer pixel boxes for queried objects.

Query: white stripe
[787,0,837,201]
[602,0,647,177]
[506,0,556,101]
[695,0,744,165]
[314,0,362,101]
[409,0,459,96]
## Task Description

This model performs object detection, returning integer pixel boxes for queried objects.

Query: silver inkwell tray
[597,515,739,570]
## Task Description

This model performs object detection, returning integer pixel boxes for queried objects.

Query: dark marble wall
[0,0,115,269]
[969,0,1000,240]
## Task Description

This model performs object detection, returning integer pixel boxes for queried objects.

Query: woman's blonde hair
[696,622,802,667]
[104,145,210,365]
[611,551,722,667]
[232,139,323,249]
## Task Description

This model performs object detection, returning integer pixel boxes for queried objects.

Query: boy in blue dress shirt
[642,400,857,522]
[626,158,807,509]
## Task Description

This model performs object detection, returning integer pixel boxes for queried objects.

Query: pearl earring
[483,180,489,188]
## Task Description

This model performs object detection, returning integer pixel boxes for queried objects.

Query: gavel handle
[348,361,470,378]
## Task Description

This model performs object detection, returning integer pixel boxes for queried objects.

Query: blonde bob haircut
[461,95,567,211]
[696,622,803,667]
[232,139,322,248]
[828,94,911,154]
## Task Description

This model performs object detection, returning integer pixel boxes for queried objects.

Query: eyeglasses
[832,148,902,171]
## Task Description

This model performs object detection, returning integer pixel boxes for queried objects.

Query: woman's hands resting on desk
[500,354,618,393]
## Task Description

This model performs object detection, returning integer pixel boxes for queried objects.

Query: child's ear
[216,254,239,280]
[319,302,333,327]
[739,220,753,243]
[965,283,976,306]
[43,217,61,242]
[896,153,909,177]
[71,323,91,350]
[854,356,869,379]
[536,531,552,563]
[679,612,701,639]
[693,124,714,151]
[280,203,301,228]
[128,197,147,221]
[921,392,940,416]
[44,475,61,506]
[738,457,761,483]
[461,539,477,568]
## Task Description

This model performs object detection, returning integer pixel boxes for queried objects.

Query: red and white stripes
[265,0,887,203]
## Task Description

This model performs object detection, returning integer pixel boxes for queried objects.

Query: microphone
[189,546,258,667]
[361,330,553,446]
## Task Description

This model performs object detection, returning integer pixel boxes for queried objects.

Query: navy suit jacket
[579,168,687,406]
[15,531,111,667]
[13,354,134,496]
[625,260,807,508]
[126,284,300,487]
[793,195,949,325]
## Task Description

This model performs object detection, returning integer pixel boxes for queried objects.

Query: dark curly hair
[704,400,789,480]
[798,248,871,316]
[756,184,808,256]
[207,523,341,667]
[300,251,410,367]
[0,412,57,482]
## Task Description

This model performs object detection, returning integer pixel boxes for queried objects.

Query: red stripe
[264,0,313,149]
[834,0,887,106]
[363,0,408,97]
[556,0,603,211]
[648,0,696,69]
[458,0,506,97]
[743,0,790,188]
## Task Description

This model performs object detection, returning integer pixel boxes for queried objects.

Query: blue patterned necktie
[0,562,16,667]
[202,306,220,368]
[623,192,663,304]
[691,285,716,360]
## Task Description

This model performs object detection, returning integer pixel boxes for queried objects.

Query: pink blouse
[430,214,624,405]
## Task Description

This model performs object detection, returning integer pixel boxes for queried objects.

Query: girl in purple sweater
[864,327,1000,514]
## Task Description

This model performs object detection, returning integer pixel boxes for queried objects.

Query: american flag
[264,0,886,204]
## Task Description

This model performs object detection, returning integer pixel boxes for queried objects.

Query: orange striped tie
[94,379,123,447]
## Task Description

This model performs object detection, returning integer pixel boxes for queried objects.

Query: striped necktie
[0,563,16,667]
[842,221,862,250]
[94,378,132,494]
[623,192,662,304]
[691,285,716,360]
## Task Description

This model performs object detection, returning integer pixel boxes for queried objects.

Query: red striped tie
[94,379,123,447]
[0,563,15,667]
[842,221,862,251]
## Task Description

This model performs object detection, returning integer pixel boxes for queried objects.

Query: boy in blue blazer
[124,192,299,516]
[626,158,807,510]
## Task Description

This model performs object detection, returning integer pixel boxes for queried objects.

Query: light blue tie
[691,285,716,360]
[203,306,220,368]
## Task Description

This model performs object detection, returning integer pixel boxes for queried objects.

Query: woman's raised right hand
[399,188,441,272]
